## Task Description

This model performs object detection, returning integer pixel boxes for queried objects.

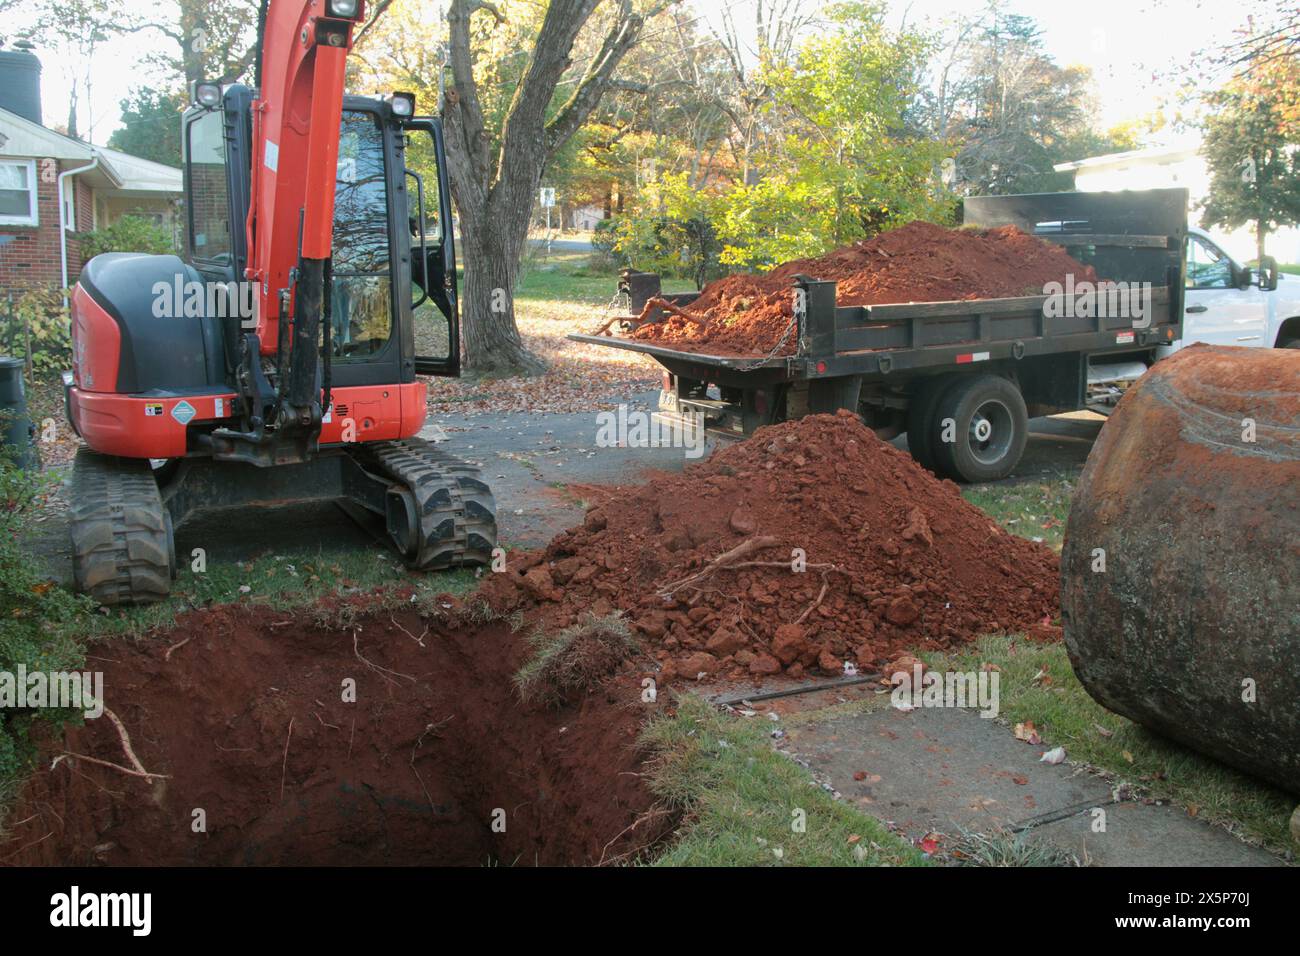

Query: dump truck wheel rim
[968,399,1013,466]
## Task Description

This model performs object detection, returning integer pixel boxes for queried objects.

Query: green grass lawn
[640,695,926,867]
[515,255,696,307]
[85,544,480,641]
[963,473,1075,552]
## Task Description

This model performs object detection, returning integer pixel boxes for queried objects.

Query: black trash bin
[0,356,37,470]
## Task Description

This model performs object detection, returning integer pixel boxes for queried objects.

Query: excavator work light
[192,81,222,109]
[390,92,415,117]
[326,0,360,18]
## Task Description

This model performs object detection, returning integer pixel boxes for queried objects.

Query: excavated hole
[3,604,664,866]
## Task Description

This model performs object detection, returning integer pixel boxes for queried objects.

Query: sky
[4,0,1277,150]
[881,0,1256,137]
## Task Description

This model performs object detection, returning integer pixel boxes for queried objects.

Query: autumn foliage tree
[1202,47,1300,263]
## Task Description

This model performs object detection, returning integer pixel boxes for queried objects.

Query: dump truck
[573,188,1211,482]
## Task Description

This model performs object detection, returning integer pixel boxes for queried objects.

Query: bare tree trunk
[442,0,662,378]
[458,222,543,375]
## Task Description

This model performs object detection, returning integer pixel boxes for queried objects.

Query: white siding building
[1055,145,1300,265]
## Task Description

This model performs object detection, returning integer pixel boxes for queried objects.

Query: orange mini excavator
[64,0,496,604]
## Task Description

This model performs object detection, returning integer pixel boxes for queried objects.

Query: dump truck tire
[1061,345,1300,794]
[906,374,958,474]
[930,374,1027,482]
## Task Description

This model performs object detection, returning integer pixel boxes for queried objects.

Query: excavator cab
[183,86,459,383]
[64,77,496,605]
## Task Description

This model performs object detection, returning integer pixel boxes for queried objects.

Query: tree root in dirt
[52,707,169,782]
[659,537,847,620]
[639,296,712,326]
[353,630,416,684]
[597,805,674,866]
[659,536,782,598]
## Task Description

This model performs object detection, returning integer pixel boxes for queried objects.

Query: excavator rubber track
[364,438,497,569]
[68,448,175,606]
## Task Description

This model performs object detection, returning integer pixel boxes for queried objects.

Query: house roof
[0,106,182,195]
[1053,144,1198,174]
[97,146,182,195]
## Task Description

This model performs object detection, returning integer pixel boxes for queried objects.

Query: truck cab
[1168,226,1300,353]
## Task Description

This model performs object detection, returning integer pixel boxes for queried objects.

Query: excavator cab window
[185,109,233,267]
[402,118,458,374]
[330,112,394,363]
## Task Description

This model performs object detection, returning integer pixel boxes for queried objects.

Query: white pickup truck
[1170,226,1300,352]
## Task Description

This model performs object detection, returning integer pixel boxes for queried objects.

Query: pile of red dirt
[629,221,1097,356]
[2,602,670,866]
[481,411,1061,684]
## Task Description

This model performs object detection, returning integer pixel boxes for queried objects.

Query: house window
[0,159,38,226]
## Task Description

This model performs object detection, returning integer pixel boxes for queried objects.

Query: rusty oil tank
[1061,344,1299,794]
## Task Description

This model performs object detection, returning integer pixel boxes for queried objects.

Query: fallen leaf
[1013,721,1041,745]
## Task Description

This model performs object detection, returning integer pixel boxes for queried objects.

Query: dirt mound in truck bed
[482,411,1060,683]
[2,602,670,866]
[629,221,1098,357]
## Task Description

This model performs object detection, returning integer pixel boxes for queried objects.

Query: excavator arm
[221,0,364,447]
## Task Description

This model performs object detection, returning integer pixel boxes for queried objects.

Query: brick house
[0,48,182,295]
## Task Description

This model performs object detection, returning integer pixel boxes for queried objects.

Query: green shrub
[586,217,625,272]
[611,184,728,290]
[78,214,174,259]
[0,289,71,376]
[0,444,89,809]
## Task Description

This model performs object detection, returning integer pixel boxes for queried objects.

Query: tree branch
[443,0,503,211]
[546,0,671,157]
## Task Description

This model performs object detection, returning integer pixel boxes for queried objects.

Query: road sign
[539,187,556,208]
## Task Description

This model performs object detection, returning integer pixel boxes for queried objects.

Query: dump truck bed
[570,286,1179,385]
[571,188,1188,388]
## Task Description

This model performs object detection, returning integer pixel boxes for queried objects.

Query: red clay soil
[481,411,1061,684]
[629,221,1098,357]
[1,602,670,866]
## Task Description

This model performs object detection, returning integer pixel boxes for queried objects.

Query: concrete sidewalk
[779,704,1285,866]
